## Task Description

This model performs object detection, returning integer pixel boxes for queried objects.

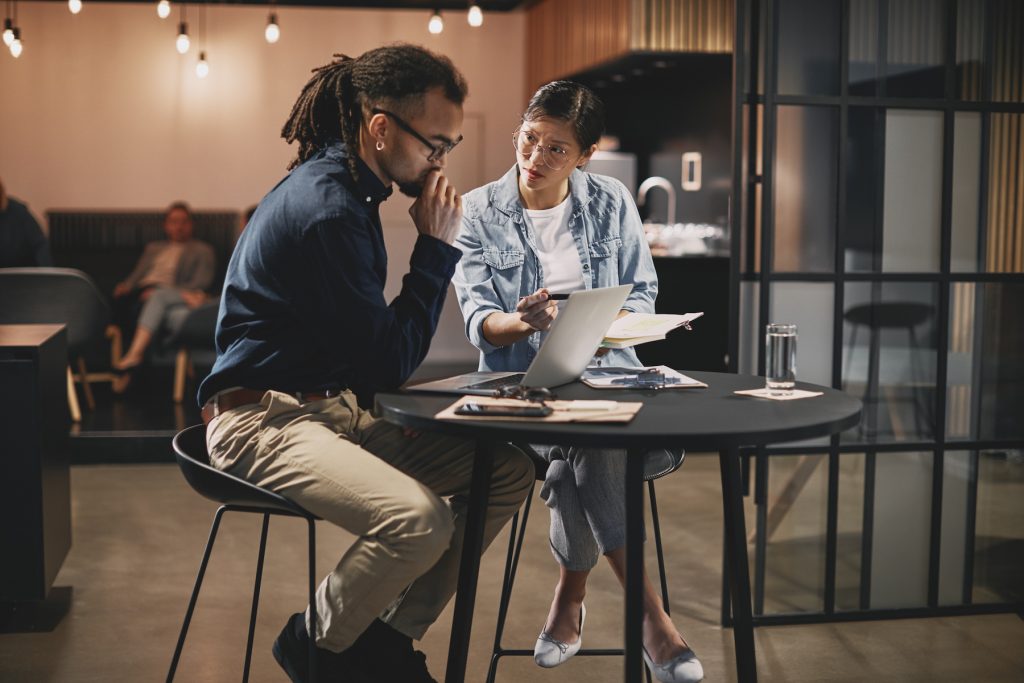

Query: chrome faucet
[636,176,676,225]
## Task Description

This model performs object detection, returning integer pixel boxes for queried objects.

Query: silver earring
[376,140,384,151]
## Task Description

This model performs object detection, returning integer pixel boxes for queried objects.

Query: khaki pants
[206,390,533,652]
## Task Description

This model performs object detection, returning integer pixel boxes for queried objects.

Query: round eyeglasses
[513,128,574,171]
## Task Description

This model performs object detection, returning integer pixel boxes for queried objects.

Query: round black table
[376,371,861,683]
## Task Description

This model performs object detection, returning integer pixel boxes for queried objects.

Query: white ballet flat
[642,645,704,683]
[533,603,586,668]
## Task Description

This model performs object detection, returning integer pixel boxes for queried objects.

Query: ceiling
[35,0,530,10]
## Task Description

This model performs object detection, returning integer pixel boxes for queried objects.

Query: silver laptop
[408,284,632,395]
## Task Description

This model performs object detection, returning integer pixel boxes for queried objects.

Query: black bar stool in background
[168,424,319,683]
[843,302,935,439]
[487,446,681,683]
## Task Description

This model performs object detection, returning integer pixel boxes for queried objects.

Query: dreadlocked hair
[281,44,468,177]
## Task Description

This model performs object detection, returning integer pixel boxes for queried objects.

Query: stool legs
[486,485,536,683]
[307,517,318,683]
[487,479,670,683]
[242,514,270,683]
[649,480,670,615]
[166,508,318,682]
[167,506,227,682]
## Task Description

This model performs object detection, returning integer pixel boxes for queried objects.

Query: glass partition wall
[728,0,1024,624]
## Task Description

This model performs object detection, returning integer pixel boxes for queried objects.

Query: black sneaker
[272,612,368,683]
[351,619,438,683]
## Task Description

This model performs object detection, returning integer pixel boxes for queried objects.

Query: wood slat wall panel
[992,0,1024,103]
[982,1,1024,273]
[957,0,984,100]
[849,0,877,65]
[950,282,973,355]
[526,0,731,90]
[986,113,1024,273]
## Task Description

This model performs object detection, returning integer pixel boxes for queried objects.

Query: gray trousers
[137,286,190,337]
[538,447,683,571]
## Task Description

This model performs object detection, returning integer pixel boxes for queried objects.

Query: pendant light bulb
[176,22,190,54]
[9,28,21,58]
[467,4,483,27]
[264,13,280,44]
[2,20,13,47]
[196,51,209,78]
[157,0,171,19]
[68,0,83,15]
[428,10,443,35]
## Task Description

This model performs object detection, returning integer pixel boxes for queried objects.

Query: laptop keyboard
[460,373,526,392]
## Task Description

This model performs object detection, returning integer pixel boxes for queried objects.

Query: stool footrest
[494,647,629,657]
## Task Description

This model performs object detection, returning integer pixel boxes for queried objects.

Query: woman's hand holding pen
[517,288,559,331]
[480,288,561,346]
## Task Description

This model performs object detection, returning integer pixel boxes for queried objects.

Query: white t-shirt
[524,195,586,296]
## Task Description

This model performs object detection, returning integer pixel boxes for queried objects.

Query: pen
[517,292,571,307]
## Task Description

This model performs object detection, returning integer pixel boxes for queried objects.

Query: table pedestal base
[0,586,72,633]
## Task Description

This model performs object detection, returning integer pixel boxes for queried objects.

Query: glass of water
[766,323,797,395]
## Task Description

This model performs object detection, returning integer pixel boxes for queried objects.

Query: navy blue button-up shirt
[198,142,461,407]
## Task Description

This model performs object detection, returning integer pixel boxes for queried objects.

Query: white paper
[604,312,704,341]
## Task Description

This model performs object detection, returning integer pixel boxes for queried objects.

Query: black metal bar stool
[843,302,935,438]
[167,424,319,683]
[487,446,680,683]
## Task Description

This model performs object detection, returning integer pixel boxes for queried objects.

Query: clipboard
[581,366,708,390]
[436,396,642,424]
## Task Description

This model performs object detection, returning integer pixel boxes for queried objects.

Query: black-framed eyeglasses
[372,108,462,163]
[493,385,554,403]
[513,127,575,171]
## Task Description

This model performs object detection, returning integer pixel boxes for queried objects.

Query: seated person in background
[0,176,53,267]
[112,201,215,389]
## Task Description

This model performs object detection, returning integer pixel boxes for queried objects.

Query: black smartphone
[454,402,553,417]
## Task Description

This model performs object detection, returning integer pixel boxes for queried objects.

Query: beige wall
[0,2,527,363]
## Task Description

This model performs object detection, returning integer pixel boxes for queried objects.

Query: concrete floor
[2,454,1023,682]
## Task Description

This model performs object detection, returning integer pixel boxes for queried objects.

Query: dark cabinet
[0,325,71,607]
[636,256,730,373]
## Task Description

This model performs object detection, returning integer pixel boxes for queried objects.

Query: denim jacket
[454,165,659,372]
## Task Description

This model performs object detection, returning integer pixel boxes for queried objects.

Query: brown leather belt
[201,387,342,425]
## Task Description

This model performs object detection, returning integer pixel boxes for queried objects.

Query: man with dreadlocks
[197,44,533,683]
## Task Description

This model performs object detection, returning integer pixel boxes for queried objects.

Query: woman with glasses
[453,81,703,683]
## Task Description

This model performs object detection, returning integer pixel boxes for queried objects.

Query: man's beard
[397,180,423,198]
[395,167,436,198]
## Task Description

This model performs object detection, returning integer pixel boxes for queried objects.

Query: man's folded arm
[301,219,461,392]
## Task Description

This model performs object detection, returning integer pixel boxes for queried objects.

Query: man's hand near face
[409,169,462,245]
